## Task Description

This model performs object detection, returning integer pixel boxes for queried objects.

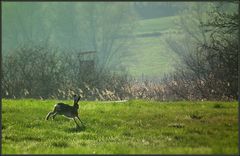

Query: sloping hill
[119,15,180,79]
[135,15,179,35]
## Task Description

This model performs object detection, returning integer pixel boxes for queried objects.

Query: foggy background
[2,2,238,100]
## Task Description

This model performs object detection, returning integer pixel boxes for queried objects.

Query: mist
[2,2,238,100]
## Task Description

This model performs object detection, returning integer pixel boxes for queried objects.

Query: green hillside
[120,16,180,79]
[135,15,179,35]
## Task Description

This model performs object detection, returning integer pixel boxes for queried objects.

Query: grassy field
[135,15,179,35]
[2,99,238,154]
[122,37,177,79]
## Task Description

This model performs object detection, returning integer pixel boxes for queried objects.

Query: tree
[201,2,238,99]
[75,2,137,70]
[165,2,238,100]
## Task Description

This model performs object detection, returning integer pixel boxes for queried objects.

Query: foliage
[2,44,131,100]
[2,99,238,154]
[164,2,238,100]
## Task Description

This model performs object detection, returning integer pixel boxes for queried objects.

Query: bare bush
[2,44,132,100]
[164,4,238,101]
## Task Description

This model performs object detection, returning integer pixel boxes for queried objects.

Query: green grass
[121,37,178,78]
[135,15,179,35]
[118,15,180,78]
[2,99,238,154]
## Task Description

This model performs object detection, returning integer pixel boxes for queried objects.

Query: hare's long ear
[73,95,78,104]
[76,96,80,103]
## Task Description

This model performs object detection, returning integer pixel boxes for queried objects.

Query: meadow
[2,99,238,154]
[119,15,179,79]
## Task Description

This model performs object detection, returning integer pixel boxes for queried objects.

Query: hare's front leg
[73,118,81,128]
[77,115,84,126]
[52,112,58,120]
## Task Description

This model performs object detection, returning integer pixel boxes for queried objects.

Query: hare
[46,95,84,128]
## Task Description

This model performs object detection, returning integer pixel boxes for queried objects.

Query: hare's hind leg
[46,107,58,120]
[52,112,58,120]
[46,111,55,120]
